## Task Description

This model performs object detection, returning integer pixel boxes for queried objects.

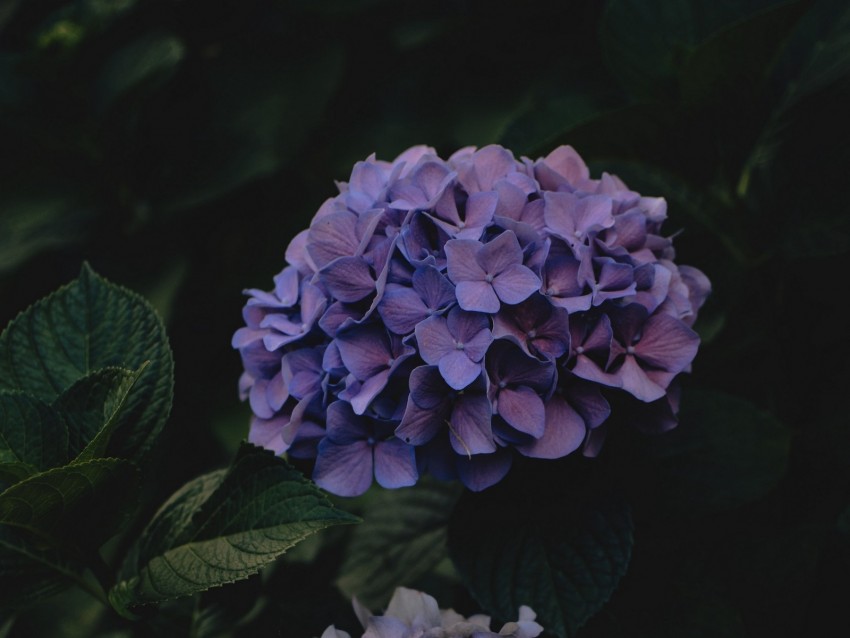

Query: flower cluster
[320,587,543,638]
[233,144,710,495]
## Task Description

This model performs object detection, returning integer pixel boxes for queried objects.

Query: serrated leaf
[0,263,174,460]
[0,393,69,471]
[109,444,359,614]
[0,458,139,547]
[337,478,462,608]
[448,477,633,638]
[646,389,791,514]
[52,365,145,461]
[0,463,36,492]
[0,523,81,612]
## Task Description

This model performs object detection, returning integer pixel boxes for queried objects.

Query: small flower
[445,230,541,313]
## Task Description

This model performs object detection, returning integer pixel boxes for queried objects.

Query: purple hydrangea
[233,144,710,495]
[320,586,544,638]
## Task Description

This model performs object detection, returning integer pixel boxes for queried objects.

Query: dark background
[1,0,848,636]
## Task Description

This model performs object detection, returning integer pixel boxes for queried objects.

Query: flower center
[485,274,494,283]
[626,345,635,355]
[527,329,537,339]
[546,287,556,296]
[498,380,507,389]
[366,436,376,446]
[575,346,585,355]
[455,341,465,350]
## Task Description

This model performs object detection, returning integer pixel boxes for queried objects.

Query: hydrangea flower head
[320,586,544,638]
[233,144,709,495]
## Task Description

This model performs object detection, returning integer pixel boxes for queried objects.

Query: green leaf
[448,474,633,638]
[0,263,174,460]
[110,444,359,614]
[0,524,81,612]
[499,90,616,158]
[96,31,185,111]
[52,366,145,462]
[0,463,36,492]
[0,393,69,471]
[336,478,462,608]
[0,458,139,546]
[679,0,809,106]
[646,389,791,514]
[600,0,789,100]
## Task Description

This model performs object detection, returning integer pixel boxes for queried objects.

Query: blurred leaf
[0,457,139,546]
[600,0,789,100]
[96,31,185,111]
[157,47,344,213]
[109,444,359,614]
[646,389,791,514]
[0,524,80,612]
[53,366,144,462]
[336,478,462,608]
[0,264,174,461]
[0,191,93,274]
[680,0,808,106]
[448,478,633,638]
[0,393,69,471]
[499,90,614,157]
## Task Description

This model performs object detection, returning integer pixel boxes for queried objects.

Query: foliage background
[0,0,848,636]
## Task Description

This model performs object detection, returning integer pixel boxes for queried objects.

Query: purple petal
[325,400,369,444]
[635,313,699,373]
[446,306,490,343]
[314,439,373,497]
[346,369,392,415]
[335,324,393,381]
[248,415,290,455]
[412,265,456,311]
[377,284,429,335]
[449,394,495,455]
[455,280,500,313]
[438,350,482,390]
[415,315,456,363]
[516,394,585,459]
[374,438,418,488]
[319,256,375,303]
[492,264,541,305]
[477,230,524,276]
[409,365,449,409]
[497,385,546,438]
[445,239,486,282]
[307,211,359,268]
[616,356,666,402]
[396,397,445,445]
[456,448,513,492]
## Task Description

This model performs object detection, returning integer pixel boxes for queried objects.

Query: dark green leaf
[336,478,462,608]
[0,393,68,471]
[679,0,809,106]
[0,263,173,460]
[0,524,80,612]
[600,0,788,100]
[96,31,185,111]
[0,458,139,546]
[499,91,615,158]
[646,389,791,514]
[52,366,145,461]
[110,444,359,613]
[0,463,36,493]
[448,477,633,638]
[157,48,344,213]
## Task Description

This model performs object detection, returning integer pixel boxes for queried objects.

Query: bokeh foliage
[1,0,848,636]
